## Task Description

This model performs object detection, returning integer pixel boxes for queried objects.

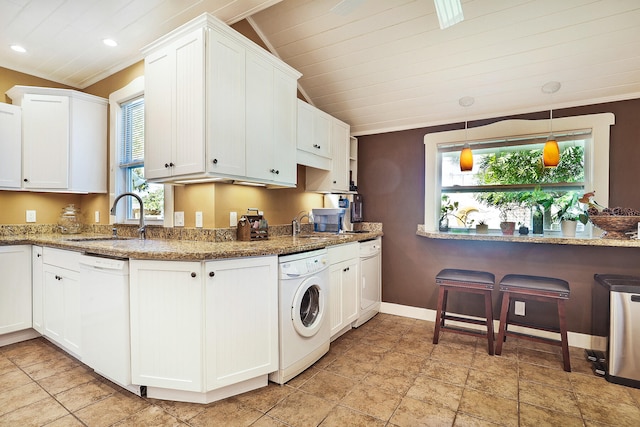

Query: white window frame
[108,76,174,227]
[424,113,615,234]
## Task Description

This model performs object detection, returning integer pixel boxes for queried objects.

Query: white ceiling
[3,0,640,136]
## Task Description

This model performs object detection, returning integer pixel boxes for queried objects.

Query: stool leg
[495,292,511,355]
[484,290,495,355]
[433,287,446,344]
[558,299,571,372]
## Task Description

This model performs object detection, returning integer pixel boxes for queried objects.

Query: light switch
[94,211,100,223]
[26,210,36,223]
[174,211,185,227]
[195,211,203,228]
[230,211,238,227]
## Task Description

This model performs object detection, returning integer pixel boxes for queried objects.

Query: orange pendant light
[542,81,561,168]
[460,143,473,171]
[459,96,474,172]
[543,137,560,167]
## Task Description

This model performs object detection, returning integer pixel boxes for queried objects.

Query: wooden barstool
[495,274,571,372]
[433,269,495,355]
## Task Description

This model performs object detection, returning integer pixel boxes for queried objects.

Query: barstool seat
[433,269,495,355]
[495,274,571,371]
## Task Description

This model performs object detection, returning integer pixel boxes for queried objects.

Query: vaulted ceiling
[3,0,640,135]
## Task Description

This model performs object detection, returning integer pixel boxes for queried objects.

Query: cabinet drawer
[327,242,359,265]
[43,247,81,271]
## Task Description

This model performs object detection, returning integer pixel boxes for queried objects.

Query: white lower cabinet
[129,256,278,400]
[204,257,278,390]
[42,248,82,358]
[0,246,32,335]
[328,243,359,339]
[129,260,204,392]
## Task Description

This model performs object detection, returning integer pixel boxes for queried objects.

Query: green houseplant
[554,192,588,237]
[439,195,458,231]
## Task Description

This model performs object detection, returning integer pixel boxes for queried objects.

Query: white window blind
[119,97,144,168]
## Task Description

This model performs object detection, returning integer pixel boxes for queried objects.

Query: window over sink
[109,77,172,226]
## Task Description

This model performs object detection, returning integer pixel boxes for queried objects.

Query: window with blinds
[119,97,164,220]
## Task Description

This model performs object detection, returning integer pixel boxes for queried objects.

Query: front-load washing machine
[269,248,330,384]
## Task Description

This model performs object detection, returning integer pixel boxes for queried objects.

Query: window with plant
[439,131,588,232]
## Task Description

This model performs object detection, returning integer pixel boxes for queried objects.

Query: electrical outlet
[515,301,526,316]
[94,211,100,223]
[195,211,203,228]
[26,210,36,223]
[174,211,185,227]
[230,211,238,227]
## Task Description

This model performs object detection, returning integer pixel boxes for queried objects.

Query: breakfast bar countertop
[0,231,383,261]
[416,224,640,248]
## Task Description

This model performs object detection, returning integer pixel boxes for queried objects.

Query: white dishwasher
[354,238,382,327]
[80,254,134,391]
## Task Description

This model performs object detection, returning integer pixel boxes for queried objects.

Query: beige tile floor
[2,313,640,426]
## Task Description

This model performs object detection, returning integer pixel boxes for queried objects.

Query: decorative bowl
[589,215,640,239]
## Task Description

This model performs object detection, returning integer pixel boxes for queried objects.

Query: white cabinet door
[330,120,350,192]
[32,246,44,334]
[0,246,32,335]
[329,258,358,338]
[130,260,203,392]
[272,67,298,186]
[306,114,351,193]
[42,264,81,357]
[246,52,297,186]
[204,256,278,390]
[207,28,246,177]
[145,28,206,180]
[328,243,359,339]
[296,100,332,170]
[0,102,22,189]
[144,46,174,179]
[245,51,275,182]
[21,94,69,189]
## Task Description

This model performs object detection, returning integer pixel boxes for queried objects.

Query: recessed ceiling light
[103,39,118,47]
[10,45,27,53]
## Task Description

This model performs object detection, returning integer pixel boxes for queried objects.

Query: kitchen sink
[295,234,334,240]
[64,237,134,242]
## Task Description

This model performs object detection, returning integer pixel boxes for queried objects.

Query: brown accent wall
[358,99,640,335]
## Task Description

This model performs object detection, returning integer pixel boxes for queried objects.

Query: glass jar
[58,204,82,234]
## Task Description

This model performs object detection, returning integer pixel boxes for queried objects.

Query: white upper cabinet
[142,13,300,186]
[245,51,297,186]
[0,102,21,189]
[306,113,352,193]
[144,27,206,180]
[6,86,107,193]
[207,27,246,177]
[297,100,332,170]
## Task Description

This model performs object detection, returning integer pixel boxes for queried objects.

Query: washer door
[291,276,326,338]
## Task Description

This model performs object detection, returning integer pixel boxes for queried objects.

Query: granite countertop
[416,224,640,248]
[0,231,382,261]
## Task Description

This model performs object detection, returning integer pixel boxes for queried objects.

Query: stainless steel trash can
[594,274,640,388]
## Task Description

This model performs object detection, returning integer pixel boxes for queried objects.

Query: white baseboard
[380,302,606,351]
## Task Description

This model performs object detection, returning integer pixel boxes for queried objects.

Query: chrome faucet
[110,192,146,240]
[292,210,312,236]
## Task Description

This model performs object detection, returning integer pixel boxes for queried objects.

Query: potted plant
[498,206,516,235]
[475,219,489,234]
[439,195,458,231]
[554,193,588,237]
[518,223,529,235]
